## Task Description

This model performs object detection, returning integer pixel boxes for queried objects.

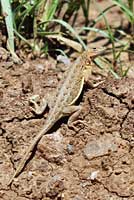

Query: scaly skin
[8,48,104,185]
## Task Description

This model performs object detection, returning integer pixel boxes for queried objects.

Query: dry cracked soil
[0,49,134,200]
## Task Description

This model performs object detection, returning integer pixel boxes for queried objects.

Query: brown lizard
[8,47,104,185]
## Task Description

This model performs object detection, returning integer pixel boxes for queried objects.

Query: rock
[37,130,65,165]
[83,135,118,160]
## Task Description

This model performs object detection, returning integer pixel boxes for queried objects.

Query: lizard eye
[86,60,90,65]
[92,47,97,52]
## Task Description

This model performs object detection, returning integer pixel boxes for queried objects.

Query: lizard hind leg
[62,105,87,132]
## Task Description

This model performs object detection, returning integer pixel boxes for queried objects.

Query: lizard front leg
[86,80,104,88]
[83,67,104,88]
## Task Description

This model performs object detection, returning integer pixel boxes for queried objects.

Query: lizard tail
[7,120,55,186]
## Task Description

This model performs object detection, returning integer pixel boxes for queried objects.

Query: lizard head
[81,47,105,81]
[81,47,105,67]
[83,47,105,61]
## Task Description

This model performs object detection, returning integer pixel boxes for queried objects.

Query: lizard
[8,47,104,185]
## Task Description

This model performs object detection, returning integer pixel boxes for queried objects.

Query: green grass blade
[1,0,14,51]
[81,0,91,22]
[46,34,82,52]
[41,0,59,22]
[82,27,109,38]
[83,27,127,46]
[128,0,134,11]
[113,0,134,22]
[50,19,87,50]
[109,67,121,79]
[95,1,116,60]
[94,4,116,24]
[1,0,21,62]
[14,29,33,48]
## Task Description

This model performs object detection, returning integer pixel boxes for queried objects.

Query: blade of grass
[1,0,14,51]
[109,67,121,79]
[39,19,87,50]
[82,27,109,38]
[1,0,21,63]
[81,0,91,25]
[96,57,120,79]
[14,29,33,48]
[16,1,36,32]
[94,4,116,24]
[115,41,130,60]
[82,27,128,46]
[37,0,59,31]
[46,34,82,52]
[112,0,134,23]
[41,0,59,22]
[55,49,68,57]
[95,1,116,61]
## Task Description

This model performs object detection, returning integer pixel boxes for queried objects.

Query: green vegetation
[0,0,133,76]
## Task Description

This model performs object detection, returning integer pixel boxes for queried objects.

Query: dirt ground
[0,53,134,200]
[0,0,134,200]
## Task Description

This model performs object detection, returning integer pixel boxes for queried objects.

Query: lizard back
[47,52,92,122]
